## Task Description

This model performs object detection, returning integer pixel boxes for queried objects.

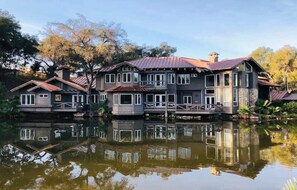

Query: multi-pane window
[205,75,215,87]
[168,94,175,107]
[39,94,48,98]
[177,74,190,85]
[105,74,115,83]
[99,93,107,102]
[224,73,230,86]
[122,73,131,83]
[146,94,154,107]
[86,95,99,104]
[21,94,35,105]
[147,74,154,84]
[122,66,131,71]
[233,88,238,106]
[168,73,176,84]
[233,73,238,87]
[135,94,141,105]
[183,96,192,104]
[120,94,132,104]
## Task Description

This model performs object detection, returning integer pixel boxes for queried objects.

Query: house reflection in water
[10,119,264,179]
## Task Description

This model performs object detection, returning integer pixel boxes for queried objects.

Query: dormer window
[105,74,115,83]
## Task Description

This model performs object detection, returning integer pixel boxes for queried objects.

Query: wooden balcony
[53,102,82,112]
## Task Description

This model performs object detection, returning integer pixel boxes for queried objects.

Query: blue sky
[1,0,297,60]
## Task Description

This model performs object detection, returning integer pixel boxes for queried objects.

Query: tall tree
[0,10,38,69]
[250,47,273,70]
[270,45,297,90]
[40,15,126,115]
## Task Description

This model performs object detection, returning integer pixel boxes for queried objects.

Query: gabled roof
[106,86,147,92]
[10,80,61,92]
[27,81,62,92]
[72,76,96,89]
[208,57,265,72]
[46,77,88,92]
[271,91,289,101]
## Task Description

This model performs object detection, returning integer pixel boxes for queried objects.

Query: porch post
[165,90,168,118]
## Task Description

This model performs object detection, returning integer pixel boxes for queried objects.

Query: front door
[205,96,215,109]
[155,94,166,107]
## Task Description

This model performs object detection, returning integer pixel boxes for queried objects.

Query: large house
[11,52,276,116]
[96,52,274,116]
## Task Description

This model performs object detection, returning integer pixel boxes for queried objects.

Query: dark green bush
[283,102,297,113]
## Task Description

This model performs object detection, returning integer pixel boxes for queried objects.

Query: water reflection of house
[9,120,265,179]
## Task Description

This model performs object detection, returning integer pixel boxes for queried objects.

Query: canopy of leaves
[0,10,38,68]
[250,45,297,91]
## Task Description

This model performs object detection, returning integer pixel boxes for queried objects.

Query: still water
[0,119,297,190]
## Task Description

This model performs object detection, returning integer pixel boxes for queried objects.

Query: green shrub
[283,102,297,113]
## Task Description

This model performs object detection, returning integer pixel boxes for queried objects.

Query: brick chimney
[55,66,70,80]
[209,52,219,63]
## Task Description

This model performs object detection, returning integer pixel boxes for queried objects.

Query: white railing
[53,102,82,109]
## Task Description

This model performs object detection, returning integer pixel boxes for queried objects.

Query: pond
[0,119,297,190]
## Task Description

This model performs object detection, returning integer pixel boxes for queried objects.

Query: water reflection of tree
[258,122,297,167]
[0,144,134,190]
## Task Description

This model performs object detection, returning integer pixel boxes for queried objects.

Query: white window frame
[135,94,141,105]
[205,89,215,95]
[177,74,190,85]
[147,74,154,85]
[183,96,192,104]
[120,94,133,105]
[205,74,215,87]
[233,73,238,87]
[245,63,253,72]
[168,73,176,84]
[233,88,238,106]
[20,94,35,105]
[99,93,107,102]
[105,74,115,83]
[246,73,249,88]
[39,94,48,98]
[224,73,230,86]
[122,73,132,83]
[146,94,154,107]
[216,74,220,86]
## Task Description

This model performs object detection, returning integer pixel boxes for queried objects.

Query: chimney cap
[209,52,219,56]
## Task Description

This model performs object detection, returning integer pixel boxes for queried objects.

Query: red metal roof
[258,79,280,87]
[271,91,289,101]
[106,86,147,92]
[208,57,250,71]
[29,80,62,92]
[46,77,88,92]
[283,93,297,101]
[72,76,96,89]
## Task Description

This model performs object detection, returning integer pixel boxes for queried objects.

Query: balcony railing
[176,104,223,113]
[139,80,167,89]
[53,102,83,110]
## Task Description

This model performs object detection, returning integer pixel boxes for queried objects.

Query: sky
[1,0,297,60]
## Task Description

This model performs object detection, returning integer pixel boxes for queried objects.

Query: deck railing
[53,102,83,109]
[176,104,223,113]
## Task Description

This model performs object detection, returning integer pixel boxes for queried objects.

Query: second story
[96,52,266,93]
